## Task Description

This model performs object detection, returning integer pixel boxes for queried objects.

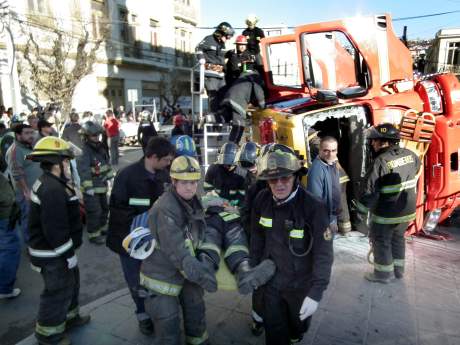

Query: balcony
[173,3,198,25]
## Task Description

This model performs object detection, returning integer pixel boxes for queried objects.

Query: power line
[394,9,460,21]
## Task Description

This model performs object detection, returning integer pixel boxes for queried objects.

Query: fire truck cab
[251,14,460,235]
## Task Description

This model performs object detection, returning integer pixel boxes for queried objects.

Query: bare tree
[158,69,190,109]
[17,20,107,121]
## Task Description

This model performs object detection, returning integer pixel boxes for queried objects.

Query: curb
[16,288,129,345]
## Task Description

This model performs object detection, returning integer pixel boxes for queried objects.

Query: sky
[200,0,460,40]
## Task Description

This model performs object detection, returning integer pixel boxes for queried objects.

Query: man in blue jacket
[306,136,341,233]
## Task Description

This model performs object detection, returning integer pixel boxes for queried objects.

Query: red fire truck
[251,14,460,236]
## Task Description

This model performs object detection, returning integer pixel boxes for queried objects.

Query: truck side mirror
[337,86,368,99]
[315,90,339,104]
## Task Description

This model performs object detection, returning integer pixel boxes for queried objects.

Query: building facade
[425,28,460,76]
[0,0,200,115]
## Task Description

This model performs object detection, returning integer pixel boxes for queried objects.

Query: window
[301,31,366,90]
[28,0,48,13]
[119,8,129,43]
[266,41,301,88]
[447,42,460,66]
[150,19,159,51]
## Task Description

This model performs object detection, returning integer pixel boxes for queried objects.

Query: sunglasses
[267,176,293,184]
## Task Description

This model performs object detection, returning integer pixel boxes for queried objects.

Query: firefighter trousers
[205,213,249,273]
[83,193,109,238]
[337,185,351,234]
[370,222,408,278]
[35,260,80,344]
[144,280,209,345]
[262,284,311,345]
[204,76,225,113]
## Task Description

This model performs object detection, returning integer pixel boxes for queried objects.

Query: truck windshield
[301,31,363,91]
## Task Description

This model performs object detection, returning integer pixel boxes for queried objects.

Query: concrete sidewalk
[16,230,460,345]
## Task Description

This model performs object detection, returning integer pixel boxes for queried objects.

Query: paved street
[11,220,460,345]
[2,146,460,345]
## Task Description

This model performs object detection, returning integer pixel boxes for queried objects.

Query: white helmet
[122,227,156,260]
[246,14,258,26]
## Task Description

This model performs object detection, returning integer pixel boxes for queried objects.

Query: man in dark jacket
[251,146,333,345]
[27,137,90,345]
[77,121,115,245]
[62,113,83,150]
[196,22,234,113]
[107,137,174,334]
[137,111,158,152]
[242,14,265,68]
[307,136,341,233]
[356,123,420,283]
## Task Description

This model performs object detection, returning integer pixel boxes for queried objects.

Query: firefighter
[251,146,333,345]
[202,142,275,295]
[27,137,90,345]
[106,137,175,335]
[356,123,420,283]
[171,114,188,137]
[220,35,265,144]
[141,155,217,345]
[242,14,265,68]
[225,35,256,86]
[196,22,234,113]
[338,166,352,235]
[235,141,269,336]
[77,121,115,245]
[170,134,198,158]
[137,111,157,152]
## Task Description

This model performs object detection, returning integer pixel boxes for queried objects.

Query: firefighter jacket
[107,159,169,256]
[28,172,83,267]
[141,187,216,296]
[250,185,333,301]
[195,34,226,78]
[357,146,421,224]
[77,141,114,193]
[220,73,265,123]
[204,164,246,207]
[225,50,257,85]
[137,122,157,149]
[242,27,265,55]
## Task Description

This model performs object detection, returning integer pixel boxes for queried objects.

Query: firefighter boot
[65,314,91,331]
[37,334,71,345]
[364,271,393,284]
[251,319,264,336]
[89,235,106,245]
[394,267,404,279]
[138,318,154,335]
[236,259,276,295]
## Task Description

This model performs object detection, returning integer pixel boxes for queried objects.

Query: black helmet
[366,123,400,141]
[257,149,301,180]
[216,142,238,165]
[79,121,103,136]
[236,142,259,168]
[216,22,235,37]
[260,143,297,158]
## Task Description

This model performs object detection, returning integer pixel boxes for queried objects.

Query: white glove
[299,296,318,321]
[67,255,78,269]
[199,58,206,65]
[85,189,95,196]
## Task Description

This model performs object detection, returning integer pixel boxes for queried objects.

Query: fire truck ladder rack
[190,60,231,172]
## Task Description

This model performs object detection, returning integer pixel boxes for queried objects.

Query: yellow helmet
[257,148,301,180]
[170,156,201,181]
[27,136,74,163]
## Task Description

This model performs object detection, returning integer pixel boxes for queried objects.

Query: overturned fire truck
[250,14,460,236]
